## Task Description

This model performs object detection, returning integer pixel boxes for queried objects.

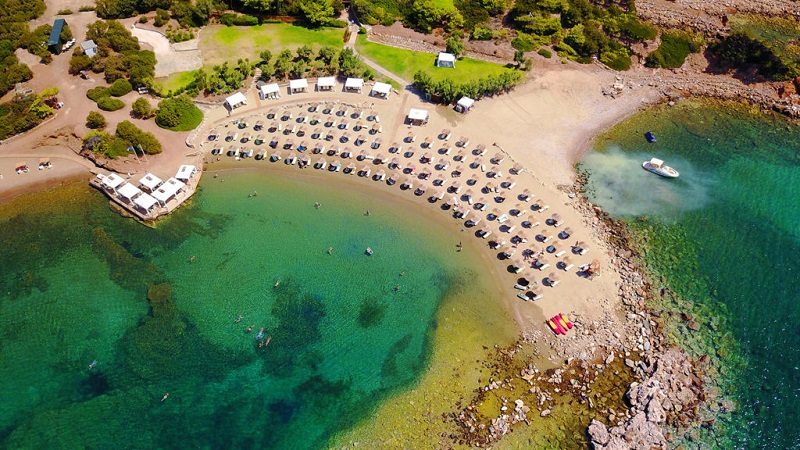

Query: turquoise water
[581,101,800,448]
[0,170,481,448]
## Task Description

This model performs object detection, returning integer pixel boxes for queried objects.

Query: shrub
[616,15,657,41]
[538,48,552,58]
[326,19,348,28]
[512,32,537,52]
[86,111,106,128]
[138,15,148,23]
[219,13,237,26]
[78,5,95,12]
[707,33,793,80]
[87,86,110,101]
[116,120,162,154]
[97,97,125,111]
[154,8,169,27]
[645,31,699,69]
[471,27,494,41]
[359,27,367,34]
[155,96,202,131]
[132,97,154,118]
[109,78,133,97]
[58,9,74,15]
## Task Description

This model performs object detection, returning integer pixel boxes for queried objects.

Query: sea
[580,100,800,448]
[0,168,516,448]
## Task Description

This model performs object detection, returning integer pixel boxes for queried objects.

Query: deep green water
[0,170,480,449]
[581,100,800,448]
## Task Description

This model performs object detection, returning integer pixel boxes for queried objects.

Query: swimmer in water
[89,360,98,370]
[235,315,243,323]
[161,393,169,402]
[274,280,281,288]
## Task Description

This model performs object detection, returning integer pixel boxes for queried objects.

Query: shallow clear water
[582,101,800,448]
[0,170,497,448]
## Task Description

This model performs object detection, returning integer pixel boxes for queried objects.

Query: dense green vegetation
[707,33,797,81]
[155,96,202,131]
[69,20,156,88]
[98,97,126,111]
[86,111,107,129]
[645,31,703,69]
[132,97,155,118]
[413,69,523,104]
[0,89,59,140]
[0,0,45,96]
[84,120,163,159]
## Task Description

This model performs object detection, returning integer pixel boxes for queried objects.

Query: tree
[86,111,107,128]
[317,46,336,64]
[116,120,162,154]
[274,50,293,79]
[259,50,272,65]
[296,45,314,62]
[339,48,362,77]
[132,97,153,118]
[69,52,92,74]
[300,0,334,27]
[243,0,275,13]
[445,36,464,59]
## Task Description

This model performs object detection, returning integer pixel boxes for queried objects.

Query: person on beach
[365,210,370,216]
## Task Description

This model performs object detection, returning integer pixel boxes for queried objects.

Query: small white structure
[133,192,158,212]
[370,82,392,99]
[175,164,197,182]
[289,78,309,94]
[317,76,336,91]
[225,92,247,110]
[152,177,186,205]
[407,108,429,126]
[345,77,364,93]
[139,173,163,192]
[80,40,97,58]
[117,183,142,202]
[259,83,280,100]
[436,52,456,68]
[455,96,475,113]
[101,173,126,191]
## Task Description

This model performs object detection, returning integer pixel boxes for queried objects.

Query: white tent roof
[317,76,336,87]
[438,52,456,63]
[152,177,186,203]
[117,183,142,200]
[225,92,247,107]
[408,108,429,121]
[372,82,392,95]
[289,79,308,90]
[175,164,196,181]
[457,96,475,108]
[345,78,364,89]
[134,192,158,211]
[260,83,280,95]
[139,173,162,190]
[102,173,126,190]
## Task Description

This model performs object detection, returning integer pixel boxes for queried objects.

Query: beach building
[436,52,456,68]
[225,92,247,110]
[152,178,186,206]
[371,82,392,99]
[289,78,309,94]
[48,19,67,54]
[259,83,280,100]
[407,108,430,126]
[101,172,126,193]
[133,193,158,213]
[175,164,197,182]
[345,78,364,93]
[456,96,475,113]
[80,40,97,58]
[117,183,143,203]
[317,77,336,91]
[139,173,162,192]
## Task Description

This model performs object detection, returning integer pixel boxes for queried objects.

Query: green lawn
[355,35,511,83]
[201,24,347,66]
[154,70,197,94]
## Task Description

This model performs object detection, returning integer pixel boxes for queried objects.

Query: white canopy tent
[225,92,247,109]
[175,164,196,181]
[289,78,309,94]
[344,77,364,93]
[139,173,162,192]
[117,183,142,201]
[134,192,158,212]
[407,108,429,126]
[259,83,280,100]
[436,52,456,68]
[102,173,126,191]
[152,177,186,205]
[316,76,336,91]
[456,96,475,113]
[371,82,392,99]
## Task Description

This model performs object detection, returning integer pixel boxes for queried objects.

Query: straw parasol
[390,157,401,169]
[300,154,311,164]
[388,172,400,184]
[440,128,451,140]
[437,158,449,170]
[308,102,319,112]
[547,272,560,284]
[371,122,382,133]
[458,136,469,147]
[529,286,543,297]
[492,152,505,163]
[269,121,279,131]
[374,153,386,164]
[345,162,357,172]
[559,256,573,270]
[423,136,433,147]
[360,164,371,173]
[356,134,366,144]
[390,142,402,153]
[372,137,383,148]
[267,108,277,118]
[375,169,386,180]
[550,213,562,224]
[511,163,524,174]
[406,131,416,142]
[475,143,486,153]
[560,227,573,239]
[341,147,352,158]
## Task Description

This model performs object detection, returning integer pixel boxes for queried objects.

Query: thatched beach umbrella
[341,147,352,158]
[401,177,414,189]
[338,105,349,116]
[371,137,383,149]
[407,164,418,175]
[390,157,402,169]
[374,153,386,164]
[406,131,417,143]
[300,154,311,165]
[492,152,505,164]
[511,162,525,175]
[269,121,279,132]
[375,169,386,180]
[454,149,466,162]
[297,125,306,136]
[390,142,402,154]
[371,122,382,133]
[547,272,560,286]
[437,158,450,170]
[308,102,319,112]
[420,152,432,164]
[267,108,277,119]
[440,145,453,156]
[356,134,367,145]
[550,213,562,225]
[418,168,430,179]
[440,128,451,140]
[345,162,357,173]
[458,136,469,147]
[315,157,327,168]
[387,173,400,185]
[422,136,433,148]
[560,256,574,271]
[354,120,364,131]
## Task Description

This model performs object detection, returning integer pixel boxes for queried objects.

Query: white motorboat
[642,158,679,178]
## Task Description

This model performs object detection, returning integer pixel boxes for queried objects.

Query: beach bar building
[436,52,456,68]
[455,96,475,113]
[101,172,126,192]
[117,183,143,203]
[225,92,247,110]
[259,83,280,100]
[48,19,67,54]
[289,78,309,94]
[345,78,364,93]
[139,173,162,192]
[134,193,158,213]
[370,82,392,99]
[152,178,186,206]
[175,164,197,182]
[317,76,336,91]
[407,108,430,126]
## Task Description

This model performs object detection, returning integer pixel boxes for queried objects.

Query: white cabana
[175,164,196,181]
[317,76,336,91]
[407,108,429,126]
[102,173,126,191]
[456,96,475,113]
[117,183,142,201]
[225,92,247,109]
[139,173,162,192]
[344,77,364,93]
[134,192,158,212]
[259,83,280,100]
[370,82,392,99]
[289,78,309,94]
[436,52,456,68]
[152,177,186,205]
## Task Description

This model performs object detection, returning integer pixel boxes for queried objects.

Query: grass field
[201,24,347,66]
[154,70,197,94]
[355,35,511,83]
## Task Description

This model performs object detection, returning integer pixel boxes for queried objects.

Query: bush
[69,52,92,74]
[512,32,537,52]
[326,19,348,28]
[116,120,162,154]
[155,96,202,131]
[132,97,154,118]
[616,15,657,41]
[79,5,95,12]
[359,27,367,34]
[87,86,110,101]
[471,27,494,41]
[97,97,125,111]
[138,15,148,23]
[86,111,106,129]
[538,48,552,58]
[109,78,133,97]
[58,9,74,15]
[707,33,793,80]
[645,31,698,69]
[221,14,259,26]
